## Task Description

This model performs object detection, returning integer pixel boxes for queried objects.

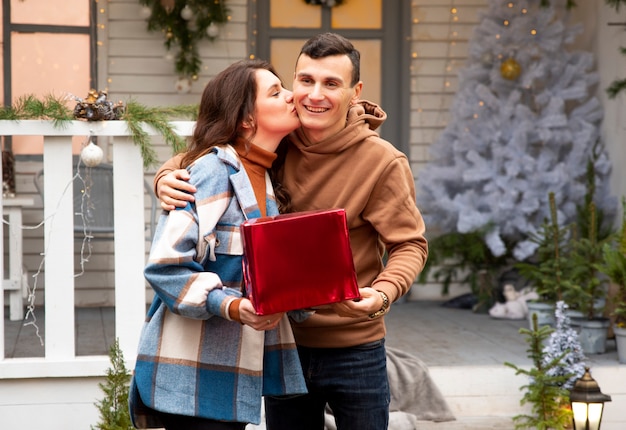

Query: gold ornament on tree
[500,57,522,81]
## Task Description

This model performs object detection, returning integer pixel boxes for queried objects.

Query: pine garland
[0,94,198,169]
[124,100,198,167]
[0,94,74,125]
[139,0,230,79]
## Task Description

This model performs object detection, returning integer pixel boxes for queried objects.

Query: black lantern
[569,367,611,430]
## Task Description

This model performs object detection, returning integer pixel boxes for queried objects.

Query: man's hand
[331,287,382,318]
[238,298,284,331]
[157,169,196,211]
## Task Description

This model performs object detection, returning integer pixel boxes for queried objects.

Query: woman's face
[249,69,300,151]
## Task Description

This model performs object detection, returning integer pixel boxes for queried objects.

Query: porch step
[414,416,515,429]
[428,364,625,430]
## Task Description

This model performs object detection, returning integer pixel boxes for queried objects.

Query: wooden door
[252,0,410,153]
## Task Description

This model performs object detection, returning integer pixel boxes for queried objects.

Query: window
[1,0,95,155]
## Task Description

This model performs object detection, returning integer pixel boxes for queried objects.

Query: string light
[411,0,461,163]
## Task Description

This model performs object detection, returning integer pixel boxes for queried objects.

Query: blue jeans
[264,340,390,430]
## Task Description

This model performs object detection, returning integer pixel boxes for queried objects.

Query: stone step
[414,416,515,429]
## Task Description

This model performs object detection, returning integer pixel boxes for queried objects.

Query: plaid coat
[129,146,306,428]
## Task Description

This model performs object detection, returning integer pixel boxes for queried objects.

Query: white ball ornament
[180,5,193,21]
[139,6,151,19]
[81,141,104,167]
[175,77,192,94]
[207,22,219,38]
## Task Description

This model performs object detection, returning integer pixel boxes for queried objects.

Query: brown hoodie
[154,100,428,348]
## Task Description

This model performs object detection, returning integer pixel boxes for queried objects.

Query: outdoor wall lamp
[569,367,611,430]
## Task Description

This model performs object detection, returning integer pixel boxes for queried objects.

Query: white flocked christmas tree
[417,0,615,261]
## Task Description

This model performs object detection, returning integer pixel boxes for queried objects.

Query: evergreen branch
[139,0,230,77]
[606,0,626,12]
[122,101,197,168]
[606,77,626,99]
[0,94,198,169]
[540,0,577,9]
[504,315,573,429]
[0,94,74,127]
[92,339,133,430]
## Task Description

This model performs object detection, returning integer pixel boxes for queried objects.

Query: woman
[129,59,306,430]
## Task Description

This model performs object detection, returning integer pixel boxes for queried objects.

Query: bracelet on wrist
[368,290,389,319]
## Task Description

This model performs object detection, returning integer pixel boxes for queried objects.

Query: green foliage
[540,0,577,9]
[505,314,573,430]
[575,142,614,241]
[92,339,133,430]
[566,148,613,319]
[0,94,74,124]
[418,229,510,304]
[138,0,230,78]
[606,0,626,98]
[0,93,198,169]
[123,100,197,167]
[515,192,575,304]
[599,196,626,326]
[517,149,615,314]
[568,201,610,319]
[606,77,626,99]
[606,0,626,12]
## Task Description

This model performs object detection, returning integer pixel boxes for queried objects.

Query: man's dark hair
[298,32,360,87]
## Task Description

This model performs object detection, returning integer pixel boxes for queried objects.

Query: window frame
[1,0,97,153]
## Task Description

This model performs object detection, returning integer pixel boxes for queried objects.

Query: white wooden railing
[0,120,194,379]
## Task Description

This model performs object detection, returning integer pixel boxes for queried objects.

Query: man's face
[292,54,362,143]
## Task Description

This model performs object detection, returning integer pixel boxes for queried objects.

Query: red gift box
[240,208,360,315]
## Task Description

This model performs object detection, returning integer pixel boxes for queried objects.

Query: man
[154,33,428,430]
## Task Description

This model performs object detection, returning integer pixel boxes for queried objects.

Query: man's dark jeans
[265,339,390,430]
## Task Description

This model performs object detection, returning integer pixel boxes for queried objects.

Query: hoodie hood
[290,99,387,154]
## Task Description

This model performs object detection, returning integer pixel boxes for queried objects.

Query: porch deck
[4,299,624,429]
[5,299,620,364]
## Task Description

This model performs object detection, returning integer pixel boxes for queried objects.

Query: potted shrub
[516,192,575,328]
[417,228,512,313]
[599,197,626,363]
[505,313,574,429]
[566,201,612,354]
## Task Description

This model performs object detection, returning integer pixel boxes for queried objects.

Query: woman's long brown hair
[181,59,277,168]
[181,59,293,212]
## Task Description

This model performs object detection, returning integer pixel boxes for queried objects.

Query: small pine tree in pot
[567,202,609,319]
[516,192,576,328]
[505,313,574,430]
[599,197,626,363]
[92,338,133,430]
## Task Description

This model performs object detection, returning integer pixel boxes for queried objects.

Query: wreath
[304,0,344,6]
[139,0,229,79]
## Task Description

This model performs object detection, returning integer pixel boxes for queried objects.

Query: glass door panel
[270,0,321,28]
[11,0,89,26]
[11,32,90,155]
[332,0,382,29]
